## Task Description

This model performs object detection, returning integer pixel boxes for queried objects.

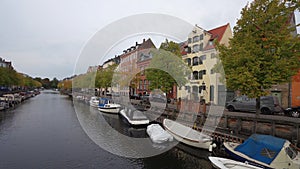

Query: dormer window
[193,36,200,43]
[200,34,204,40]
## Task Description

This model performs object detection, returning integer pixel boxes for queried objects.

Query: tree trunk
[256,97,261,117]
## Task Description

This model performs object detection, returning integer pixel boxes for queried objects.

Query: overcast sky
[0,0,299,80]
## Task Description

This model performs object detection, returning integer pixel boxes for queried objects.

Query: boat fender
[209,143,217,152]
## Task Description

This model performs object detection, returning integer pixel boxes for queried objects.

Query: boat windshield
[286,144,298,160]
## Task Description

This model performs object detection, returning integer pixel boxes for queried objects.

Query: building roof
[208,23,229,42]
[139,38,156,50]
[119,38,156,59]
[203,23,229,51]
[179,41,188,55]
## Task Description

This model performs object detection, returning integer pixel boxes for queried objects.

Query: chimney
[143,39,145,43]
[135,42,138,46]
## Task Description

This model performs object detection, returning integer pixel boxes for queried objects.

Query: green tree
[95,64,117,96]
[73,72,95,89]
[145,40,190,95]
[217,0,300,115]
[50,78,59,88]
[0,67,21,86]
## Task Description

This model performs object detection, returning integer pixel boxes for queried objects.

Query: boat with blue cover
[224,134,300,169]
[98,98,121,114]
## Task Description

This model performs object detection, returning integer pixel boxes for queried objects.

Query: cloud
[0,0,299,79]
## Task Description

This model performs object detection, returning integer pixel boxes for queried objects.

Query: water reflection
[0,91,214,169]
[75,101,178,158]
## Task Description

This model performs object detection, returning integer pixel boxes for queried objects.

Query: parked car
[284,106,300,118]
[130,94,141,100]
[149,93,167,103]
[226,95,281,114]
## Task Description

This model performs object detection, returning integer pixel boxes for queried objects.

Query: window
[202,70,206,75]
[199,59,203,65]
[210,85,214,101]
[193,36,200,43]
[185,47,191,53]
[139,80,143,89]
[199,71,203,80]
[200,55,206,60]
[193,44,200,53]
[193,71,199,80]
[188,38,192,43]
[192,57,199,66]
[185,86,191,93]
[144,80,147,90]
[200,34,204,40]
[192,86,199,94]
[210,69,215,74]
[198,86,202,93]
[185,58,191,66]
[286,145,298,160]
[199,43,204,51]
[211,53,216,59]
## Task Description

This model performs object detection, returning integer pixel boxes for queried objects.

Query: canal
[0,90,213,169]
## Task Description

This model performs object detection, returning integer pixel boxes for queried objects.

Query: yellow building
[178,24,232,105]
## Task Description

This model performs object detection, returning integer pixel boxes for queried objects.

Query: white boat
[224,134,300,169]
[89,96,99,107]
[146,124,173,144]
[163,119,212,150]
[98,98,121,114]
[120,109,149,126]
[209,157,263,169]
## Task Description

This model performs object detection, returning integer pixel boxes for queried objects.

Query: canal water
[0,91,213,169]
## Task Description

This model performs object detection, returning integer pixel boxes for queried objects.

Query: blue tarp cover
[235,134,285,165]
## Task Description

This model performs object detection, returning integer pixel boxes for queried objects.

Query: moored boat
[98,98,121,114]
[224,134,300,169]
[120,109,149,126]
[89,96,99,107]
[146,124,173,144]
[163,119,212,150]
[209,156,263,169]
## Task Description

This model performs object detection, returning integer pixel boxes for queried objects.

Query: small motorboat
[224,134,300,169]
[89,96,99,108]
[146,124,173,144]
[120,109,149,126]
[163,119,212,150]
[98,98,121,114]
[209,156,263,169]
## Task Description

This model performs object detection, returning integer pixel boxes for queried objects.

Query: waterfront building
[102,56,120,69]
[116,38,155,97]
[0,57,13,69]
[291,70,300,107]
[136,47,154,96]
[178,24,232,105]
[87,65,102,73]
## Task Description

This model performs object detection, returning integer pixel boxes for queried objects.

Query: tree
[0,67,21,86]
[95,64,117,96]
[50,78,59,89]
[217,0,300,115]
[145,40,190,95]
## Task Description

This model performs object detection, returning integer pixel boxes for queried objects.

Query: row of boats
[0,90,40,110]
[87,96,300,169]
